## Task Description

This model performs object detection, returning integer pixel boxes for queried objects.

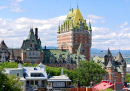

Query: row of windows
[75,38,88,40]
[75,34,88,36]
[75,41,88,44]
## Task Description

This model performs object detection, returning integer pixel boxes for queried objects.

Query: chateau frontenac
[57,6,92,61]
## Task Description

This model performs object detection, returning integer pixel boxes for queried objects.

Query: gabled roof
[115,52,124,62]
[1,40,8,48]
[105,48,112,57]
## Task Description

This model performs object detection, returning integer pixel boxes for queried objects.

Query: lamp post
[77,78,80,91]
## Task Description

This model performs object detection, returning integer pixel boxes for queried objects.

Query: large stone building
[93,49,126,84]
[21,28,43,64]
[57,6,92,61]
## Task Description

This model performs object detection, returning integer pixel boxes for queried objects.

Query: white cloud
[87,14,105,19]
[86,19,98,24]
[0,6,8,10]
[92,23,130,50]
[0,15,67,48]
[9,0,24,12]
[101,20,106,24]
[120,22,128,28]
[0,16,130,50]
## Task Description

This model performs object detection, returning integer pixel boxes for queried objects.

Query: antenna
[119,46,120,52]
[12,44,13,49]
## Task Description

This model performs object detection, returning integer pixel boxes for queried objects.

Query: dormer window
[34,68,37,70]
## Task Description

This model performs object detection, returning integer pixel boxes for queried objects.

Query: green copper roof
[70,20,74,30]
[57,25,60,33]
[77,42,84,53]
[21,28,42,51]
[115,52,124,62]
[107,60,113,68]
[105,48,112,57]
[59,8,88,32]
[43,49,86,63]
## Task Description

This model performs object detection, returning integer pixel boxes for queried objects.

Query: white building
[47,68,71,91]
[3,63,72,91]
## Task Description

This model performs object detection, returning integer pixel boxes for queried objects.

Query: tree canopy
[0,62,38,68]
[100,88,113,91]
[75,61,106,86]
[0,67,22,91]
[126,73,130,83]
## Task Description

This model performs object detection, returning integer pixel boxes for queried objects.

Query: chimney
[45,46,46,51]
[35,27,38,40]
[61,46,63,51]
[77,78,80,91]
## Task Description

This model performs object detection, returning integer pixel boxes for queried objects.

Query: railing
[38,85,46,88]
[26,85,38,90]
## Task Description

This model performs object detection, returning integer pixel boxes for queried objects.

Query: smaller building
[3,63,72,91]
[93,49,126,84]
[0,40,10,63]
[47,68,71,91]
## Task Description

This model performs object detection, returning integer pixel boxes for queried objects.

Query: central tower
[57,7,92,61]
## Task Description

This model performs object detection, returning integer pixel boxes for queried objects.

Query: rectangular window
[17,73,19,77]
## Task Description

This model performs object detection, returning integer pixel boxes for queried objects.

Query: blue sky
[0,0,130,50]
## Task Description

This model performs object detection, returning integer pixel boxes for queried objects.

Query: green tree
[100,88,113,91]
[126,73,130,83]
[0,61,18,68]
[0,68,22,91]
[75,61,106,86]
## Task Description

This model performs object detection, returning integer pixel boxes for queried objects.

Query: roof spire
[58,22,60,33]
[88,19,92,30]
[70,20,74,30]
[77,0,79,9]
[119,46,120,52]
[70,3,71,11]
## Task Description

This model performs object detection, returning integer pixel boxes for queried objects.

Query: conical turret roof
[107,60,113,68]
[10,49,15,60]
[115,52,124,62]
[105,48,112,57]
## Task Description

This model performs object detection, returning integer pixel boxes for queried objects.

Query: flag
[101,50,105,52]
